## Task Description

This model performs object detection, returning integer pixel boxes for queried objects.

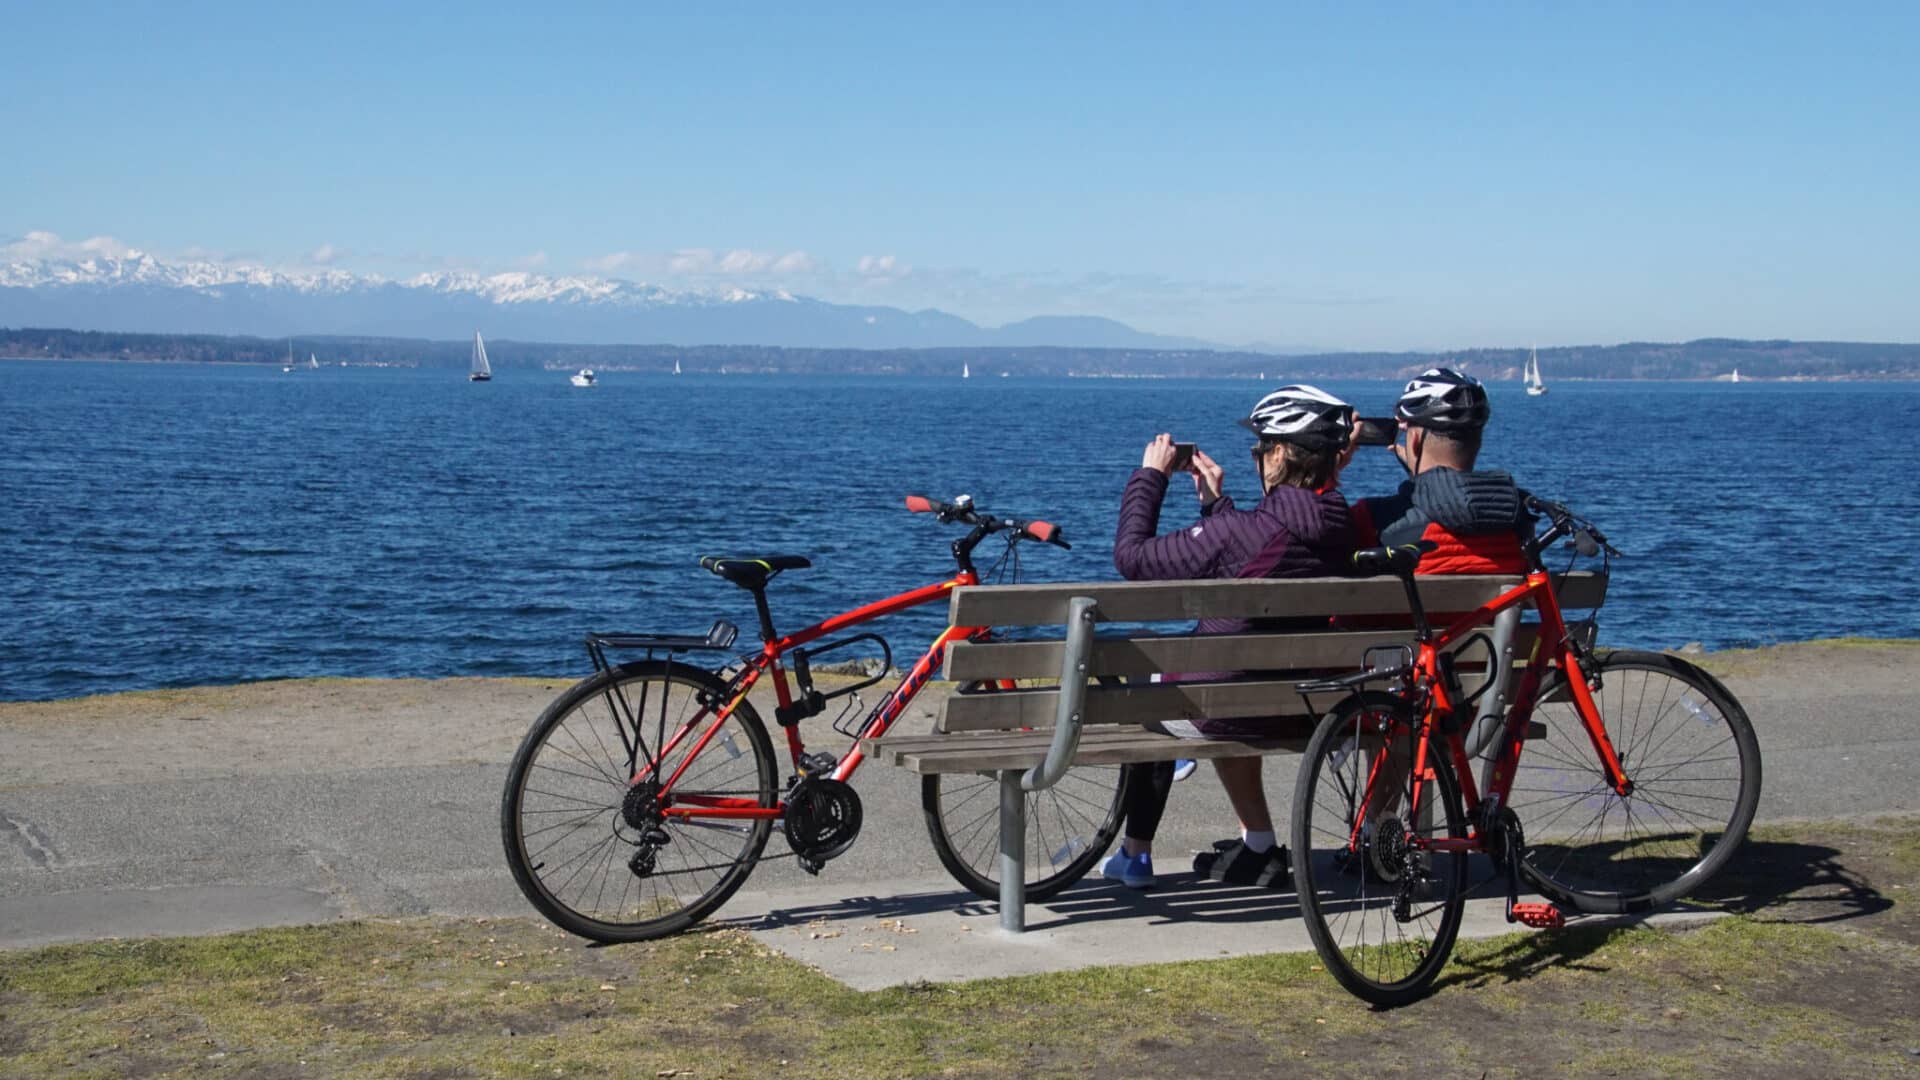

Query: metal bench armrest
[1021,595,1097,792]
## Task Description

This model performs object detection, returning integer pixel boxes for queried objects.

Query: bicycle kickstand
[1502,826,1566,931]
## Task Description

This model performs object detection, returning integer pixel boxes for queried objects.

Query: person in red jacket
[1352,368,1530,573]
[1101,385,1358,890]
[1349,368,1531,848]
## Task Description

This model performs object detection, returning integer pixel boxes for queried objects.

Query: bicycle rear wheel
[501,660,777,943]
[1511,650,1762,914]
[1292,691,1468,1007]
[922,763,1128,901]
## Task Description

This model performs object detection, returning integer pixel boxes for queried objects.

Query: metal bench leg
[998,769,1026,932]
[1002,593,1096,934]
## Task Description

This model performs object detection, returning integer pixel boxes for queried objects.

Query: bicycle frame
[629,569,988,823]
[1361,570,1632,857]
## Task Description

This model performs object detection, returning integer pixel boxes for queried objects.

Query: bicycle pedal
[1509,902,1564,930]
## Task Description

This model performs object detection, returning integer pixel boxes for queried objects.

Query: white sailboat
[569,368,596,387]
[282,339,295,373]
[1524,347,1547,396]
[1730,368,1741,384]
[469,332,493,382]
[962,362,971,379]
[308,352,319,370]
[673,359,682,375]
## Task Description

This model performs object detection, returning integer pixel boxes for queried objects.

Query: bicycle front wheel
[1292,691,1468,1007]
[501,660,778,943]
[1512,650,1762,914]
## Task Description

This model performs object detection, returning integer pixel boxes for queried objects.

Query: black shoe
[1194,840,1291,888]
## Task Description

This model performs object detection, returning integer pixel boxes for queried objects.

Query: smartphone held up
[1168,442,1197,471]
[1353,417,1399,447]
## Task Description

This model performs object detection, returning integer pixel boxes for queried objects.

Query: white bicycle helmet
[1238,384,1355,452]
[1395,367,1490,432]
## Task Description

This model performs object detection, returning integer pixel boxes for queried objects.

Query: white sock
[1241,829,1275,854]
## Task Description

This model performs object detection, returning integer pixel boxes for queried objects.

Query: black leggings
[1120,760,1177,843]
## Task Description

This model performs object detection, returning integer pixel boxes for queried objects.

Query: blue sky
[4,3,1915,349]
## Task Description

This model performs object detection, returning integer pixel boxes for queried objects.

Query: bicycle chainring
[1486,806,1525,873]
[782,776,863,864]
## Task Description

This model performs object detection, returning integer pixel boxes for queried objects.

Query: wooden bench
[861,571,1605,931]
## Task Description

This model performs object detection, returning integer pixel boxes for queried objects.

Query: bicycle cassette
[783,776,863,864]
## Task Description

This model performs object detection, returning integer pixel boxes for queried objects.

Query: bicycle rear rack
[585,620,740,675]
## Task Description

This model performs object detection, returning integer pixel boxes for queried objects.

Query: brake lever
[1577,518,1622,559]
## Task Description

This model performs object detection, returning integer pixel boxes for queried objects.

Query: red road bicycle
[500,495,1128,943]
[1290,496,1762,1005]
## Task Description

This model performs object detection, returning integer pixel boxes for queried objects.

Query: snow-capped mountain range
[0,251,1216,350]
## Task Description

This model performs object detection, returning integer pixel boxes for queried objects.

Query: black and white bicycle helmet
[1394,367,1490,432]
[1238,384,1355,452]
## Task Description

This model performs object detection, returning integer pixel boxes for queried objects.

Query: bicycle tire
[1511,650,1761,915]
[921,678,1128,901]
[1292,691,1468,1007]
[501,659,777,943]
[921,764,1129,902]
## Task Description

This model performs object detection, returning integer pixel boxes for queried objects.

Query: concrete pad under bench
[721,870,1721,991]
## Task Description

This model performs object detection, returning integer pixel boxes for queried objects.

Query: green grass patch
[6,821,1920,1077]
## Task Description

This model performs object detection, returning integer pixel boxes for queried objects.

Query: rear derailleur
[1339,816,1440,923]
[620,780,671,878]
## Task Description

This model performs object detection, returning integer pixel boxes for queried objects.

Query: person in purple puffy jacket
[1099,385,1357,890]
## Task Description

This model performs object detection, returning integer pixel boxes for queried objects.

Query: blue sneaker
[1100,849,1157,889]
[1172,759,1198,782]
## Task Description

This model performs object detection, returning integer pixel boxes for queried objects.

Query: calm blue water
[3,360,1917,702]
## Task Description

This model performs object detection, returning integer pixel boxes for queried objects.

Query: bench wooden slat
[862,727,1091,765]
[948,571,1605,628]
[944,626,1539,681]
[940,678,1326,732]
[864,726,1310,774]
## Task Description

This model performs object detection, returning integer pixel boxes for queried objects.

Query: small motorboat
[569,368,596,387]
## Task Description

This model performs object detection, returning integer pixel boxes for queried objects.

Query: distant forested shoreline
[3,326,1917,380]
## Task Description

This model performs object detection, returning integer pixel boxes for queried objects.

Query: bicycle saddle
[1349,541,1437,577]
[699,554,812,591]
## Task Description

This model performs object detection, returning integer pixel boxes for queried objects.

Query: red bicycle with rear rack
[499,494,1129,943]
[1289,496,1763,1005]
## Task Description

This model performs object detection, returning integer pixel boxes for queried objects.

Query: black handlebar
[1522,495,1621,561]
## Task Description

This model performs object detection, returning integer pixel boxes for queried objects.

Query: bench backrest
[937,572,1604,734]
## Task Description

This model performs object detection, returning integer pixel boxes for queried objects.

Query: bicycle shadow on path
[742,870,1306,933]
[732,828,1910,991]
[1437,835,1902,996]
